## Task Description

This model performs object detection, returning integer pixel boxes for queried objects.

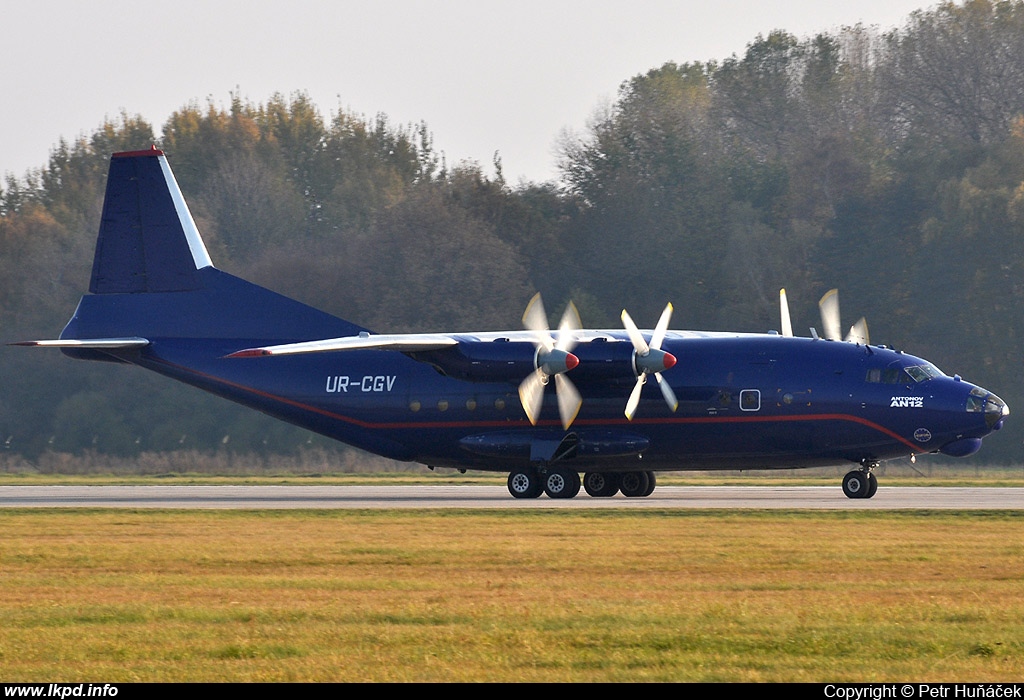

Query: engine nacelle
[411,338,646,383]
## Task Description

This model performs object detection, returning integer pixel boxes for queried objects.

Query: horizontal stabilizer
[225,333,459,358]
[10,337,150,349]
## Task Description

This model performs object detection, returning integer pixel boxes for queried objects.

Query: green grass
[0,509,1021,681]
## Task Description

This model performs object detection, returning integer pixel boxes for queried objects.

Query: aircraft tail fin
[90,146,213,294]
[51,148,367,351]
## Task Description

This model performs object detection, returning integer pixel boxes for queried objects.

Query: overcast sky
[3,0,933,185]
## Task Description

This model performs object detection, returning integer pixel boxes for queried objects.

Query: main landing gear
[842,461,879,499]
[507,467,656,499]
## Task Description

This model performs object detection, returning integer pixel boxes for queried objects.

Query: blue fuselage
[125,331,1004,473]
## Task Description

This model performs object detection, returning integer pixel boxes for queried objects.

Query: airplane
[13,147,1010,499]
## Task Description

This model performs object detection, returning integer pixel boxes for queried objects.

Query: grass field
[0,508,1021,682]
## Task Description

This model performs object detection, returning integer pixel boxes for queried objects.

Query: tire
[566,468,581,498]
[641,470,656,497]
[842,470,868,499]
[865,472,878,499]
[508,467,542,499]
[619,471,651,498]
[583,471,620,497]
[543,466,580,499]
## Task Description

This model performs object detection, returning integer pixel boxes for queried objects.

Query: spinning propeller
[519,293,583,430]
[621,303,679,420]
[778,288,869,344]
[818,289,869,344]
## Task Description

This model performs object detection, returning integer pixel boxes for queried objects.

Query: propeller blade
[818,288,842,341]
[846,317,870,345]
[522,293,553,350]
[655,372,679,412]
[625,375,646,421]
[556,300,581,352]
[621,309,650,355]
[779,288,793,337]
[518,368,546,426]
[554,374,582,430]
[650,302,673,350]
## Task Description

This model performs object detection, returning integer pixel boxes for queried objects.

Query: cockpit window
[904,364,943,383]
[967,388,986,413]
[866,363,943,384]
[865,367,909,384]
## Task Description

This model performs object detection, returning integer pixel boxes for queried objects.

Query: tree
[558,62,734,325]
[714,31,804,160]
[350,183,533,332]
[883,0,1024,146]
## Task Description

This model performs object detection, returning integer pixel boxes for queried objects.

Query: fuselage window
[740,389,761,411]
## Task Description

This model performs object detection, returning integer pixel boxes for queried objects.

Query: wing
[224,333,459,357]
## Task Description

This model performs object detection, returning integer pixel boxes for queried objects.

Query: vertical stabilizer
[90,147,213,294]
[61,147,369,346]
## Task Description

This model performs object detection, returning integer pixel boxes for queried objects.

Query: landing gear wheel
[543,466,581,499]
[620,471,651,498]
[567,468,581,497]
[508,468,542,499]
[641,471,656,496]
[842,470,869,499]
[583,471,620,497]
[865,472,878,499]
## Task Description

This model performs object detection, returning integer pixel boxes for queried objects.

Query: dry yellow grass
[0,509,1021,681]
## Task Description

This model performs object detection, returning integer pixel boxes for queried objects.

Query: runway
[0,485,1021,509]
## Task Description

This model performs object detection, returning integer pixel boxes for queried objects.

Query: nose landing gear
[842,461,878,499]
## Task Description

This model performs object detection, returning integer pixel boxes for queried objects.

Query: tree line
[2,0,1022,464]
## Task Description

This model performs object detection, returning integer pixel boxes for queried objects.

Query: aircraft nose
[968,387,1009,429]
[989,393,1009,429]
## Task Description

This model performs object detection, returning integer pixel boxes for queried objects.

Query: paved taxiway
[0,485,1021,509]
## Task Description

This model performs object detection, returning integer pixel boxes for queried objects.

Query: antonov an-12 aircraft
[15,148,1010,499]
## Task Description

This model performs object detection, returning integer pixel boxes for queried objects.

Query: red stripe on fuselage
[149,357,925,452]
